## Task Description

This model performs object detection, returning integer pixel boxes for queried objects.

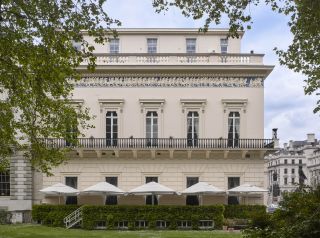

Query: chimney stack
[307,133,315,143]
[283,143,288,149]
[289,140,293,149]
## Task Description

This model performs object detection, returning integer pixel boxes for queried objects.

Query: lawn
[0,225,242,238]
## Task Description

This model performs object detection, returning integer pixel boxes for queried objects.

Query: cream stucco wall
[33,29,272,207]
[74,87,264,139]
[84,29,242,54]
[37,153,266,205]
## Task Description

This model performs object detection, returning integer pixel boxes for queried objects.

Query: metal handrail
[42,138,274,149]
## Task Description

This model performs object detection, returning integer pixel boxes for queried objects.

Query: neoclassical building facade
[1,29,277,214]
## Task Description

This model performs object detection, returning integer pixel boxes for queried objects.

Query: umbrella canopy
[181,182,225,195]
[40,183,79,196]
[128,181,178,195]
[82,182,125,195]
[228,183,268,194]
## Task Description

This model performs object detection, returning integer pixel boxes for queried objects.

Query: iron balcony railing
[42,138,274,149]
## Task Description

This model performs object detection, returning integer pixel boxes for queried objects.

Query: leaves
[154,0,320,112]
[0,0,119,173]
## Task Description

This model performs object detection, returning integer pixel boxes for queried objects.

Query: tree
[1,0,319,173]
[153,0,320,113]
[0,0,119,173]
[243,186,320,238]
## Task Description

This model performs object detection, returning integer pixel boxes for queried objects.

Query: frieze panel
[71,74,264,88]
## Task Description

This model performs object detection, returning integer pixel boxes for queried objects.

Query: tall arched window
[228,112,240,147]
[187,111,199,146]
[146,111,158,146]
[106,111,118,146]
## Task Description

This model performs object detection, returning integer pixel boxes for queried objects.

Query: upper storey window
[220,38,228,53]
[147,38,157,53]
[228,111,240,147]
[186,38,196,53]
[109,39,119,54]
[106,111,118,146]
[146,111,158,146]
[187,111,199,146]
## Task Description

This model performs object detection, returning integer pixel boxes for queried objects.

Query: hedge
[32,204,266,229]
[32,204,80,227]
[32,205,224,229]
[224,205,266,219]
[82,205,224,230]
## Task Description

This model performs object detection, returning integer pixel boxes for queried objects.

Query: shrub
[32,204,80,227]
[82,205,224,230]
[224,205,266,219]
[243,186,320,238]
[0,210,11,224]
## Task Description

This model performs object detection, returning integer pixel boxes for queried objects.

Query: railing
[64,207,82,229]
[80,53,264,66]
[42,138,274,149]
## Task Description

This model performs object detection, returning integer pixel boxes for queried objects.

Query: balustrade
[42,138,274,149]
[81,53,263,66]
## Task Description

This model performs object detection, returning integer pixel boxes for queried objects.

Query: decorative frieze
[70,74,264,88]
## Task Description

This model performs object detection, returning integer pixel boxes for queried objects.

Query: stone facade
[265,133,320,203]
[1,28,276,210]
[0,151,32,222]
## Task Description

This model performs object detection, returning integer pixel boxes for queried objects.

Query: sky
[103,0,319,145]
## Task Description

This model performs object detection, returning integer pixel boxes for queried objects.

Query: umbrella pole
[152,194,154,206]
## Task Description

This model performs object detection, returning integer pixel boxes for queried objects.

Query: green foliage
[0,210,11,224]
[82,205,224,230]
[154,0,320,113]
[243,186,320,238]
[0,0,120,173]
[32,205,224,230]
[224,205,266,219]
[32,204,80,227]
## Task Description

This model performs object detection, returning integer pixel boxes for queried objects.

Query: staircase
[64,207,82,229]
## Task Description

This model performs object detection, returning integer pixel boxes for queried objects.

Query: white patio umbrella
[40,183,79,204]
[181,182,225,205]
[227,183,268,204]
[127,181,178,205]
[81,182,125,204]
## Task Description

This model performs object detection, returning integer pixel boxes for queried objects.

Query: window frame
[186,38,197,53]
[105,176,118,205]
[221,99,247,140]
[147,38,158,54]
[146,111,158,146]
[220,38,228,54]
[98,99,124,139]
[65,176,78,205]
[106,111,118,146]
[186,177,199,205]
[0,170,10,197]
[109,39,120,54]
[227,111,240,147]
[145,176,158,205]
[139,99,165,138]
[228,177,240,205]
[187,111,199,147]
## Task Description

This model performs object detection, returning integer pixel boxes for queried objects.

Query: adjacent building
[266,133,319,203]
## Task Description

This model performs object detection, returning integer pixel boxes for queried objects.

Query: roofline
[82,28,245,36]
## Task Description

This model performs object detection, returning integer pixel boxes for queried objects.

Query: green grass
[0,225,242,238]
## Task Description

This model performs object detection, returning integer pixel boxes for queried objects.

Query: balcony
[42,138,274,150]
[80,53,264,66]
